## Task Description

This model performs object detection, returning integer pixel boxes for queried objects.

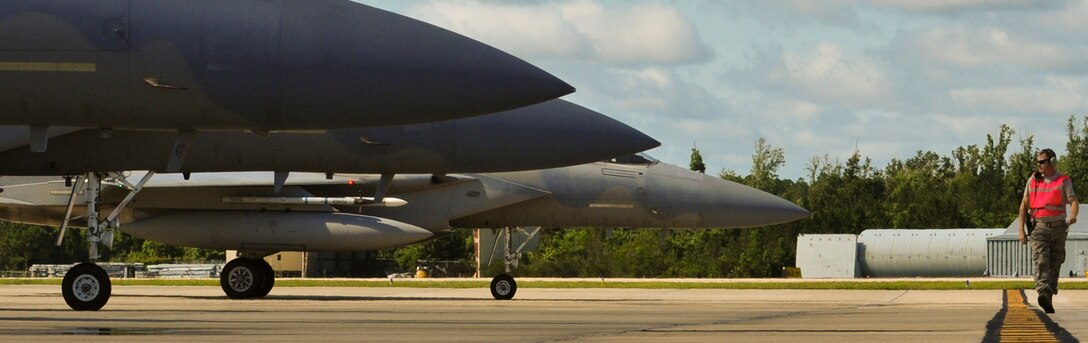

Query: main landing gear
[490,274,516,300]
[487,226,540,300]
[57,172,155,311]
[220,256,275,299]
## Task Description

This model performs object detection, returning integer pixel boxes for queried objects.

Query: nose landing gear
[58,172,155,311]
[486,226,540,300]
[61,262,111,311]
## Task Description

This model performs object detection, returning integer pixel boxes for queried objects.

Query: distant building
[987,219,1088,277]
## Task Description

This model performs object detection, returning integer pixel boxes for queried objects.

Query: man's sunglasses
[1038,159,1051,165]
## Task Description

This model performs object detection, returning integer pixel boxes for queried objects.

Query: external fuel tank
[121,211,433,252]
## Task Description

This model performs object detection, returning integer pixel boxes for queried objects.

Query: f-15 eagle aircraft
[0,99,658,310]
[0,100,656,176]
[0,0,573,150]
[0,155,809,309]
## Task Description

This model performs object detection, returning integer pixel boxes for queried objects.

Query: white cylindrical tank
[858,229,1005,277]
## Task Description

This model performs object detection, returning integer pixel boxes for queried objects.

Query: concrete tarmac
[0,285,1082,342]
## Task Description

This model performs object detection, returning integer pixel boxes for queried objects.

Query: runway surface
[0,285,1083,342]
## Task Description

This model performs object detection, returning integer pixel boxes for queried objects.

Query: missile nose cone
[280,0,574,128]
[701,175,810,227]
[400,224,436,244]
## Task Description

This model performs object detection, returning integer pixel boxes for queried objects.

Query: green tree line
[0,224,224,272]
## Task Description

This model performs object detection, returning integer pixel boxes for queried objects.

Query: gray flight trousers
[1031,220,1069,296]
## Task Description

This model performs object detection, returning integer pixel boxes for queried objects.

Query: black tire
[253,258,275,298]
[221,258,264,299]
[61,263,111,311]
[490,274,517,300]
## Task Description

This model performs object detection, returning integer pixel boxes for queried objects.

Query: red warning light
[348,180,356,185]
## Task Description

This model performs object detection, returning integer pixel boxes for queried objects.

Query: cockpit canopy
[606,153,659,165]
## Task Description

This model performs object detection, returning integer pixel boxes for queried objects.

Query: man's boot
[1038,292,1055,314]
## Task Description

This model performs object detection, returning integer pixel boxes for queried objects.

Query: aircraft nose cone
[701,176,810,228]
[279,0,574,128]
[455,100,659,171]
[545,102,661,158]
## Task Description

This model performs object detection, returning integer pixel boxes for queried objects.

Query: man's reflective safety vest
[1029,174,1069,218]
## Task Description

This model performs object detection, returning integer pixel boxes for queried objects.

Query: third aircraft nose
[700,175,811,228]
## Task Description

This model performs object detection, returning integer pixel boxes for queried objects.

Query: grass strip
[0,278,1080,290]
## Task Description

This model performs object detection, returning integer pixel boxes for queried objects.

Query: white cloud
[744,42,892,108]
[407,2,592,59]
[672,117,749,139]
[854,109,901,123]
[870,0,1045,12]
[597,67,724,119]
[768,101,824,123]
[1024,0,1088,31]
[786,43,890,100]
[732,0,1074,29]
[732,0,863,27]
[406,0,713,65]
[793,129,828,148]
[948,76,1088,114]
[900,26,1076,71]
[930,114,1002,137]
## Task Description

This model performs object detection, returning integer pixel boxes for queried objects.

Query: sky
[359,0,1088,180]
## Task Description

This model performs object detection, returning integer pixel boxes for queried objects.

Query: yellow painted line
[1000,289,1058,342]
[0,62,96,72]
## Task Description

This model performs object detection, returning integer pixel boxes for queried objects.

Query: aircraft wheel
[62,263,111,311]
[253,258,275,298]
[490,274,517,300]
[221,258,265,299]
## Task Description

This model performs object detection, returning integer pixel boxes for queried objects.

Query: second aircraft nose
[452,99,660,172]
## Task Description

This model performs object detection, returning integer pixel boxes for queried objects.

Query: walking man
[1019,148,1079,313]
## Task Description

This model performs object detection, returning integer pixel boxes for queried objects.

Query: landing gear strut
[220,256,276,299]
[58,172,154,311]
[487,226,540,300]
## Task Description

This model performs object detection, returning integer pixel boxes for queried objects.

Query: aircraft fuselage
[0,0,573,131]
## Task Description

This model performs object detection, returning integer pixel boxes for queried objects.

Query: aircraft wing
[344,173,550,232]
[447,174,552,220]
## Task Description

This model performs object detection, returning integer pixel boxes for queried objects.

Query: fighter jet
[0,0,573,151]
[0,100,657,176]
[0,155,809,308]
